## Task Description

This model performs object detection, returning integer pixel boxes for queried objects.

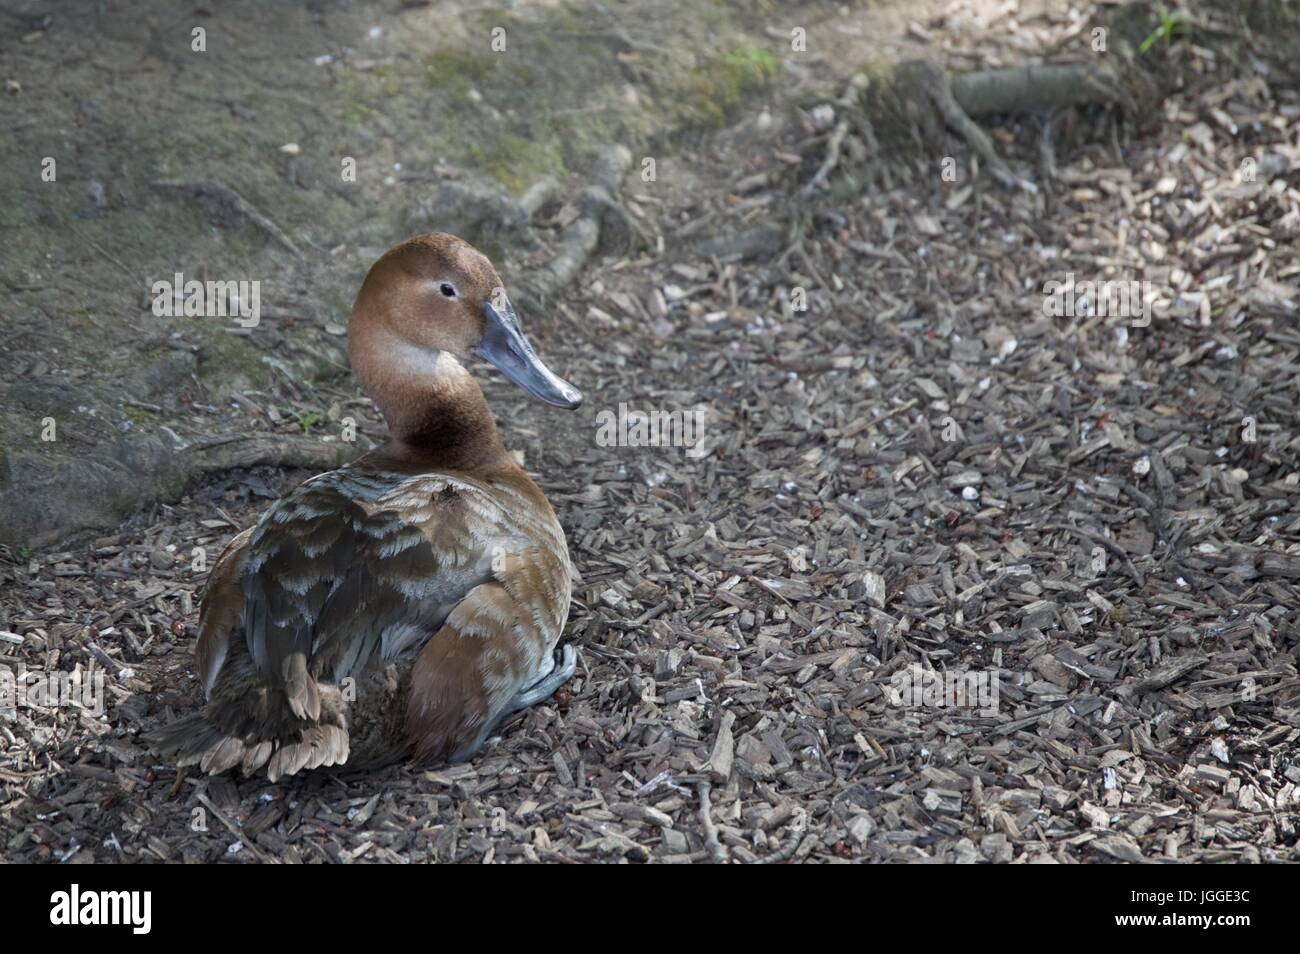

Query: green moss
[660,47,780,129]
[423,49,504,95]
[409,7,782,192]
[341,102,378,125]
[372,66,403,98]
[124,406,152,426]
[466,132,568,196]
[332,66,384,126]
[192,322,270,391]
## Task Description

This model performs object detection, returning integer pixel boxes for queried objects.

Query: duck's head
[349,233,582,417]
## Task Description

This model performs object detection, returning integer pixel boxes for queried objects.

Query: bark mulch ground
[3,14,1299,863]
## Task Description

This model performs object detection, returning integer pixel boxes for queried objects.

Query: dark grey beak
[472,298,582,409]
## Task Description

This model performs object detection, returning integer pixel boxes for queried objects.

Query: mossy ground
[0,0,830,546]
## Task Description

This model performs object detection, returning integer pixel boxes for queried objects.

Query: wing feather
[184,465,573,775]
[195,528,255,697]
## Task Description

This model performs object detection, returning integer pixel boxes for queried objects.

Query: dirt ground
[2,0,881,546]
[3,1,1300,863]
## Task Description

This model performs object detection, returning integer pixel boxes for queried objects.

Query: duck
[149,233,583,781]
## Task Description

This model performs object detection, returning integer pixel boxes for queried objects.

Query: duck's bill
[474,299,583,409]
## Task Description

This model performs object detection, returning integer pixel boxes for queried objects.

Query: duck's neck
[351,335,507,472]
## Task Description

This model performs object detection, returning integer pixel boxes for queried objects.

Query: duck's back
[151,460,573,779]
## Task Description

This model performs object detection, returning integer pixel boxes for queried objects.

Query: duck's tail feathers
[147,710,351,782]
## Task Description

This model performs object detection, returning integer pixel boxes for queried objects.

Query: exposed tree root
[410,146,646,310]
[789,0,1188,201]
[152,179,304,257]
[0,434,361,549]
[180,434,359,474]
[800,57,1132,199]
[951,62,1127,117]
[919,61,1037,193]
[802,118,852,197]
[520,145,642,305]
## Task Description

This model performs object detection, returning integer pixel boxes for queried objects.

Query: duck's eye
[439,282,458,299]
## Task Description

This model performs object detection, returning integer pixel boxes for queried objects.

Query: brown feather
[281,652,320,721]
[194,527,254,697]
[200,736,246,775]
[240,740,274,775]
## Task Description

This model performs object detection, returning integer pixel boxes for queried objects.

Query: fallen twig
[522,145,641,304]
[152,179,303,256]
[195,790,276,863]
[1046,523,1145,587]
[921,61,1036,193]
[697,781,729,864]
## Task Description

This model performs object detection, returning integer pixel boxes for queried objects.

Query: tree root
[180,433,360,474]
[797,51,1137,197]
[411,146,646,310]
[802,118,852,197]
[152,179,304,257]
[520,145,642,305]
[917,60,1037,193]
[951,62,1128,117]
[0,433,361,549]
[517,176,561,219]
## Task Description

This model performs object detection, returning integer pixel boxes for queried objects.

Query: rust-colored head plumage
[351,233,503,359]
[348,234,581,447]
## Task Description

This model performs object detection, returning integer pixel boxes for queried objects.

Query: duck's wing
[406,541,573,763]
[194,527,254,697]
[236,470,497,721]
[167,467,571,777]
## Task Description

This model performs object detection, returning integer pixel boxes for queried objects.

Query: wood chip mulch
[2,25,1299,863]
